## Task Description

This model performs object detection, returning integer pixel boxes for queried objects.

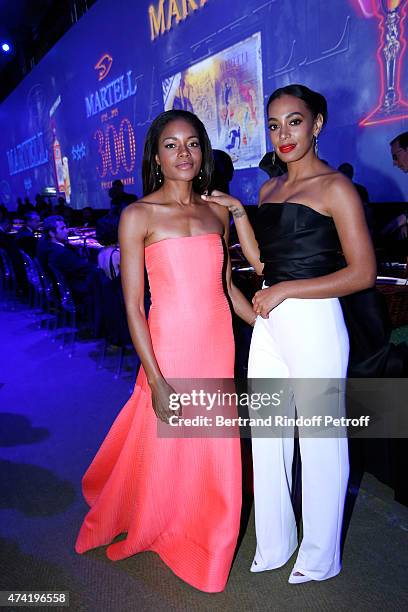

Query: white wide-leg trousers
[248,297,350,581]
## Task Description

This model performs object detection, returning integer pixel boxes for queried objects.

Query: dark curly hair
[142,110,213,196]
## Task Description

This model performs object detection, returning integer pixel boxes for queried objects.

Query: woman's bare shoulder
[121,200,154,220]
[322,170,358,200]
[258,176,282,205]
[119,203,151,240]
[320,170,363,216]
[207,198,229,221]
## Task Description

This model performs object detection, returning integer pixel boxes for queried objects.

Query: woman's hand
[201,191,246,218]
[252,284,288,318]
[150,377,181,424]
[203,189,264,275]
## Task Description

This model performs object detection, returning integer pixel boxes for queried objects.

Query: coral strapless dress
[75,234,242,593]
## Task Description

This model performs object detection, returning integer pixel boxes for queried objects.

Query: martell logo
[85,54,137,118]
[94,53,113,81]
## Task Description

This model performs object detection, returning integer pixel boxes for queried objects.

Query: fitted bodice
[145,233,228,314]
[256,203,345,285]
[144,233,233,363]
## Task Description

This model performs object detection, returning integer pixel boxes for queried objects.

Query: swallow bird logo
[94,53,113,81]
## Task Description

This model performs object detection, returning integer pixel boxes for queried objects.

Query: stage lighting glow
[1,42,11,53]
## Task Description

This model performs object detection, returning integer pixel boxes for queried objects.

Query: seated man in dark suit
[37,215,92,298]
[15,211,40,258]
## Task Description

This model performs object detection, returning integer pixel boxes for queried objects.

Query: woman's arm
[252,176,377,318]
[202,191,264,274]
[214,205,257,326]
[119,205,177,422]
[119,204,159,383]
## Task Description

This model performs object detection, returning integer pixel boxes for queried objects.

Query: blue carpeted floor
[1,304,408,611]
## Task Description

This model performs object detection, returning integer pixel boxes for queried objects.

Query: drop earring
[156,165,163,184]
[198,168,203,181]
[271,150,276,165]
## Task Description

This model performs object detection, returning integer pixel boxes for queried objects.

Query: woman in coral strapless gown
[203,85,377,584]
[75,110,255,593]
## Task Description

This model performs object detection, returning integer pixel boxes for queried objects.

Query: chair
[0,247,17,309]
[98,269,138,378]
[33,257,60,336]
[17,249,46,321]
[47,264,78,356]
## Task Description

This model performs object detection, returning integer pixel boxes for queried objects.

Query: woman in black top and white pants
[202,84,376,583]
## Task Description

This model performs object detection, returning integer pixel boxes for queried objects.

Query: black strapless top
[256,203,345,286]
[255,202,408,377]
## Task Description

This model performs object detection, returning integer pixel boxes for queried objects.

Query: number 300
[94,118,136,177]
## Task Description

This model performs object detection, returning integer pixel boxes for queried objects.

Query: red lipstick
[279,144,296,154]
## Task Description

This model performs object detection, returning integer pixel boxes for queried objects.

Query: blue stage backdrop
[0,0,407,210]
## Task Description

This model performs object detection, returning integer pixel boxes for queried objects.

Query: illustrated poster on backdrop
[162,32,266,169]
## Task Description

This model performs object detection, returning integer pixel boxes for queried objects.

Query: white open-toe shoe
[288,571,312,584]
